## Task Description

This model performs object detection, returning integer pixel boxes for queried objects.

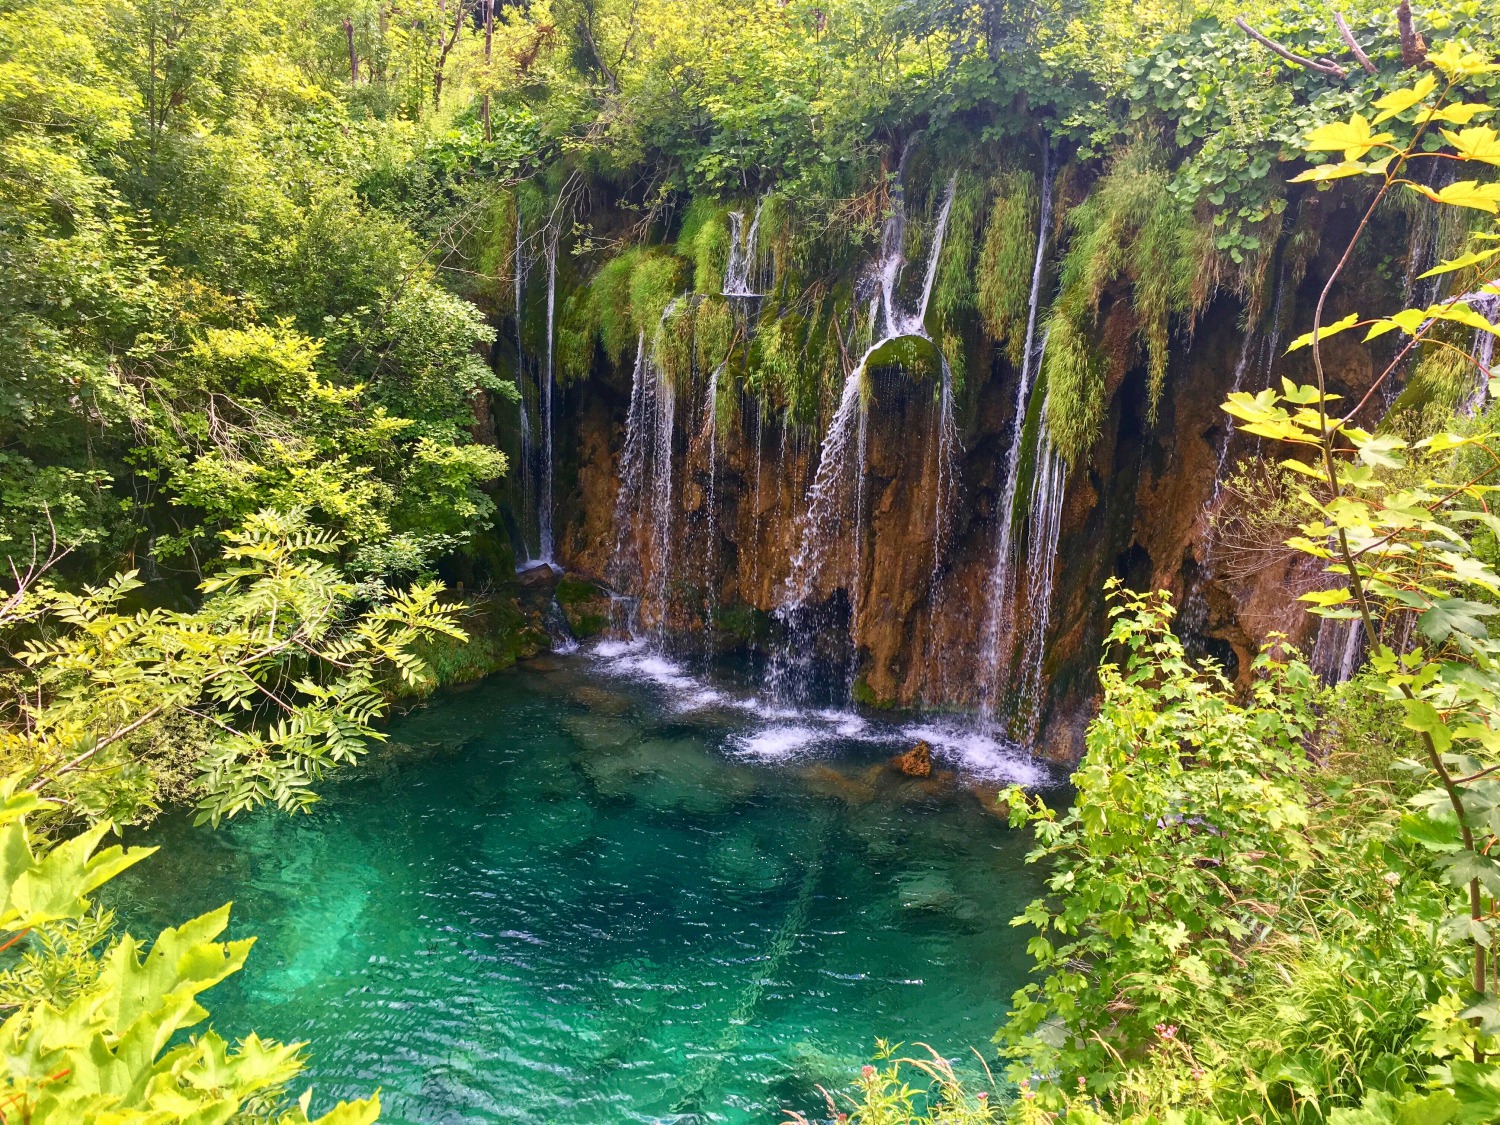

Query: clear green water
[112,648,1049,1124]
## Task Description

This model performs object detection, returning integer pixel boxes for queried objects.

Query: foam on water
[902,722,1045,786]
[582,640,1047,786]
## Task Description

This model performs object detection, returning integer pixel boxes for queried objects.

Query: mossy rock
[863,334,943,382]
[712,602,772,644]
[850,674,895,709]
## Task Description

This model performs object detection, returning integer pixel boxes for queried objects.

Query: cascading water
[976,146,1054,726]
[1014,404,1066,740]
[646,302,680,637]
[770,164,958,703]
[539,226,558,564]
[513,208,537,566]
[724,200,766,297]
[609,333,652,634]
[1205,325,1260,509]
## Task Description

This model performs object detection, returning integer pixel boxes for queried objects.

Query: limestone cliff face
[526,193,1413,761]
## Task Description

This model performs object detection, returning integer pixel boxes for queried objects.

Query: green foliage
[0,782,379,1124]
[1,509,466,827]
[1042,140,1215,464]
[976,170,1040,368]
[1003,585,1321,1088]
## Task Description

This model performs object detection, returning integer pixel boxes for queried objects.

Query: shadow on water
[110,646,1059,1125]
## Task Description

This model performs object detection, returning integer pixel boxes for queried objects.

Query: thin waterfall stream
[977,146,1055,728]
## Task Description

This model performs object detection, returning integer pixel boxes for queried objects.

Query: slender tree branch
[1334,12,1377,74]
[1235,17,1347,78]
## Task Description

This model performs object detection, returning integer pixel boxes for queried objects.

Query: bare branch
[1235,16,1348,78]
[1334,12,1377,74]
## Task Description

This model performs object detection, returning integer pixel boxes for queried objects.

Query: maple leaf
[1408,180,1500,214]
[1303,114,1394,161]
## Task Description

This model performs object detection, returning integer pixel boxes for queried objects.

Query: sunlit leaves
[1419,247,1500,279]
[1303,114,1394,161]
[1286,313,1360,353]
[1430,41,1500,80]
[1407,180,1500,214]
[0,796,381,1123]
[1373,75,1439,124]
[2,509,467,827]
[1444,126,1500,166]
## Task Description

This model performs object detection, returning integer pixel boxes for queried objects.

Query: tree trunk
[482,0,493,139]
[345,17,360,82]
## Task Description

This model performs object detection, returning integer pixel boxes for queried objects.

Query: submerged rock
[798,762,880,805]
[967,782,1013,821]
[562,713,642,753]
[890,741,933,778]
[578,735,759,814]
[895,866,980,922]
[709,825,791,895]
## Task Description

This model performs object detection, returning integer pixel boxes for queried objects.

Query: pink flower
[861,1065,876,1080]
[1154,1023,1178,1040]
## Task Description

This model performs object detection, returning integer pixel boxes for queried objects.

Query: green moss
[1041,303,1105,467]
[592,249,642,366]
[557,288,601,384]
[629,253,686,337]
[555,574,602,605]
[850,674,895,709]
[976,169,1039,368]
[1043,139,1215,463]
[678,197,731,294]
[653,296,697,388]
[696,296,734,371]
[712,602,771,643]
[395,596,534,699]
[930,172,986,335]
[864,334,942,382]
[470,189,518,316]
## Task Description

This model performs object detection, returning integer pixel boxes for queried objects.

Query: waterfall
[701,358,725,655]
[609,332,652,629]
[724,199,765,297]
[1014,400,1067,740]
[513,207,536,566]
[1258,257,1288,382]
[770,164,958,703]
[1312,615,1364,685]
[976,146,1055,726]
[1460,293,1500,415]
[539,227,558,564]
[646,304,680,635]
[1206,326,1259,508]
[930,355,960,565]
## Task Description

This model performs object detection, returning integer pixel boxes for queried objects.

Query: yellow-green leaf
[1287,312,1360,352]
[1444,126,1500,166]
[1408,180,1500,214]
[1372,75,1438,123]
[1419,247,1500,278]
[1421,103,1494,126]
[1430,42,1500,79]
[1303,114,1394,161]
[1290,160,1371,183]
